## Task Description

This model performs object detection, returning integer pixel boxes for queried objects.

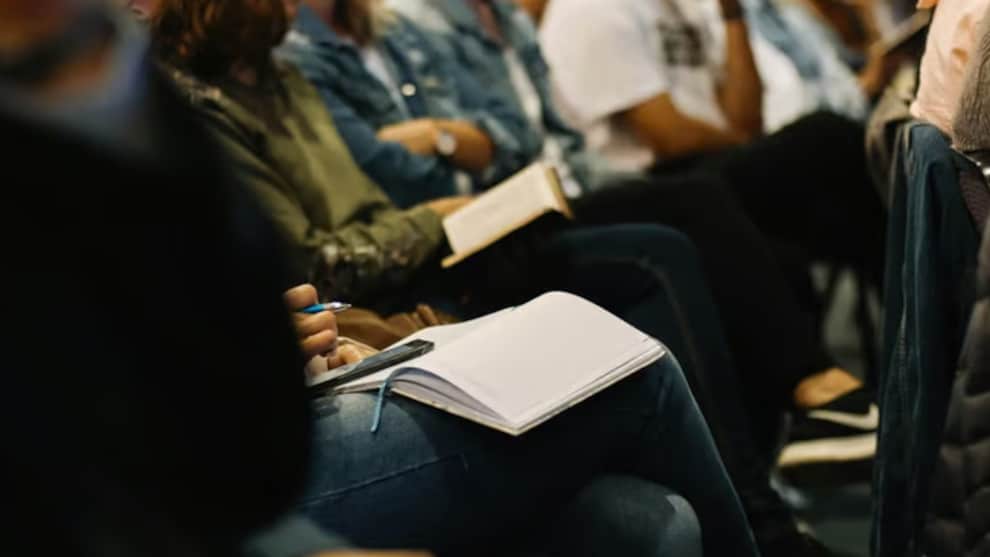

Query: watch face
[437,130,458,156]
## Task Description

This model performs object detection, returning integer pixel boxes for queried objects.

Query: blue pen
[300,302,353,314]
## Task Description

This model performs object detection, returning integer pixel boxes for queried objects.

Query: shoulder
[387,0,455,34]
[162,65,226,111]
[160,65,259,141]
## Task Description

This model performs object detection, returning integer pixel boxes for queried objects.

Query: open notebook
[442,162,573,268]
[336,292,667,436]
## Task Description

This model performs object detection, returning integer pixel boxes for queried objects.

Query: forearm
[623,95,747,160]
[644,121,747,158]
[434,119,494,173]
[307,205,445,302]
[718,7,764,137]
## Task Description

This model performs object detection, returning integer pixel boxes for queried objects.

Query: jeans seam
[300,452,466,505]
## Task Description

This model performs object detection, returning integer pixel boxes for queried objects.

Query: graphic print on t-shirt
[657,0,709,68]
[658,22,706,66]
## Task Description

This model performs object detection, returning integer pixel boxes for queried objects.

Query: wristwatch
[436,129,459,157]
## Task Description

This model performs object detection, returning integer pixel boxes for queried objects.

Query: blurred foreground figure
[0,1,338,555]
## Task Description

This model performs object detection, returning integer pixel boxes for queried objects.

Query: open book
[442,162,573,268]
[336,292,667,436]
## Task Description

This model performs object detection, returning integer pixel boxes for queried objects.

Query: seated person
[948,0,990,154]
[0,1,344,554]
[291,2,868,553]
[911,0,990,138]
[737,0,896,130]
[4,3,759,555]
[538,0,885,390]
[539,0,884,275]
[289,0,542,208]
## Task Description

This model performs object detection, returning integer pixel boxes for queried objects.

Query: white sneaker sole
[778,433,877,468]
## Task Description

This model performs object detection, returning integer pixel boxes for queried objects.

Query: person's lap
[299,356,757,556]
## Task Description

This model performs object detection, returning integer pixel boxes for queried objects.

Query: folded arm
[204,114,447,302]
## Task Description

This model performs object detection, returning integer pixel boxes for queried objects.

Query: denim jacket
[874,123,982,557]
[390,0,609,193]
[277,6,539,208]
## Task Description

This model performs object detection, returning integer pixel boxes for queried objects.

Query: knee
[658,491,703,557]
[552,476,703,557]
[606,224,703,272]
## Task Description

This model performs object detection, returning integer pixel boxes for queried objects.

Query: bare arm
[717,0,764,138]
[376,118,495,173]
[622,93,748,159]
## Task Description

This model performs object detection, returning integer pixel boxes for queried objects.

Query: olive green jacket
[169,62,445,302]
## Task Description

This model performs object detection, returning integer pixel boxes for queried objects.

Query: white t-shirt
[540,0,728,172]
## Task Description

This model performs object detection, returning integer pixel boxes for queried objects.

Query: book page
[442,163,567,263]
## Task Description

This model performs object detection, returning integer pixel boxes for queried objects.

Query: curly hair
[151,0,287,79]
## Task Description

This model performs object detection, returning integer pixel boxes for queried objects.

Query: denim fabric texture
[873,123,981,557]
[243,515,350,557]
[389,0,604,193]
[277,6,540,208]
[301,355,755,556]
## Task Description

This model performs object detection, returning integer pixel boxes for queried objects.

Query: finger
[283,284,319,311]
[338,344,365,365]
[301,330,338,360]
[292,311,338,338]
[326,344,368,369]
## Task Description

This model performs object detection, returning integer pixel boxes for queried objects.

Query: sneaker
[778,388,877,482]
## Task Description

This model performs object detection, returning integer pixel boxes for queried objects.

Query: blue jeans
[538,225,797,546]
[300,356,758,556]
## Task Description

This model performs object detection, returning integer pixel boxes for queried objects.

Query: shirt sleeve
[414,23,544,186]
[540,0,670,124]
[280,44,461,208]
[200,109,446,303]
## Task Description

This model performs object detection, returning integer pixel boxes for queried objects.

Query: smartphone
[307,339,435,395]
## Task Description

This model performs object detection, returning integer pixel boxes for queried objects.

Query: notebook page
[336,309,512,392]
[511,341,666,434]
[409,292,656,425]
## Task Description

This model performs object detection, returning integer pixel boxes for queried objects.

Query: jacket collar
[292,5,354,50]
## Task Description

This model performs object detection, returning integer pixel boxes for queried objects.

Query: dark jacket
[874,124,983,557]
[169,61,446,304]
[925,217,990,557]
[1,68,315,556]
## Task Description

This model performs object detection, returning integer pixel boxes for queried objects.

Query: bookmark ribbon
[370,368,411,433]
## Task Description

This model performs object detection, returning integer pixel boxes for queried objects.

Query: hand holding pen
[283,285,349,361]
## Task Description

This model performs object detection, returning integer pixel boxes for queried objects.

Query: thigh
[716,111,885,266]
[575,185,827,398]
[300,363,666,553]
[302,357,756,556]
[546,476,702,557]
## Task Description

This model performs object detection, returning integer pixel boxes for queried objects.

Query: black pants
[575,112,884,432]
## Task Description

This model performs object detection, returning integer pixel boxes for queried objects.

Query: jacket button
[401,83,417,97]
